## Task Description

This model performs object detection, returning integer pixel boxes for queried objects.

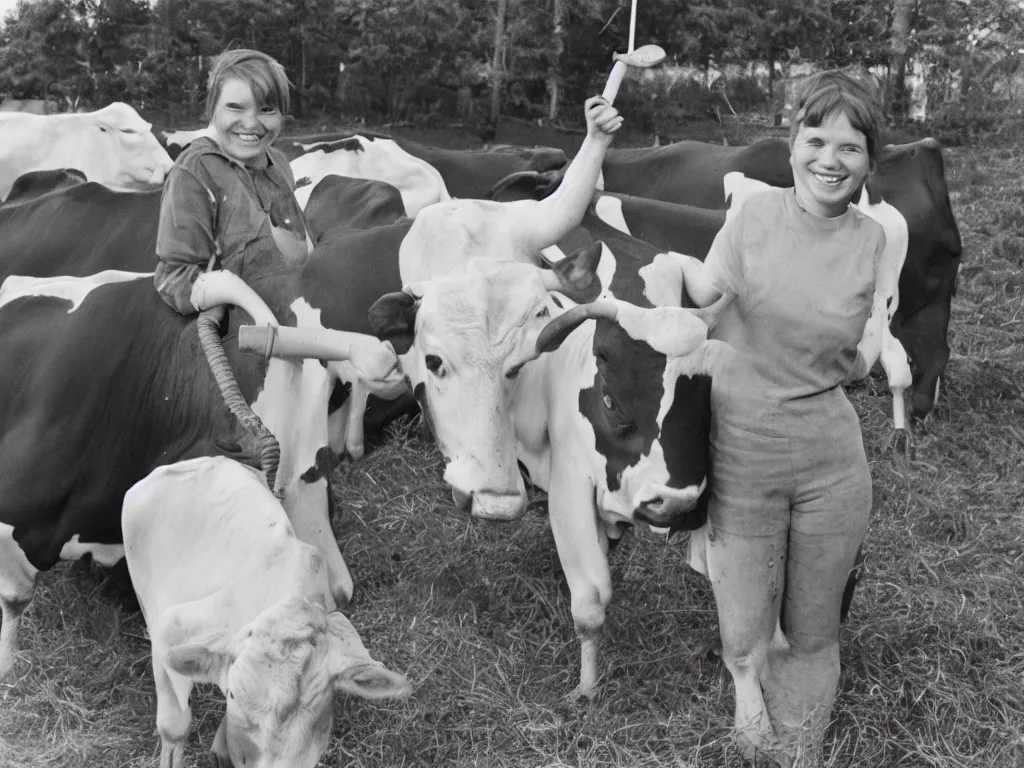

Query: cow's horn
[535,300,619,353]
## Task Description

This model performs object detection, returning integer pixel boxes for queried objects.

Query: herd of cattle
[0,102,962,765]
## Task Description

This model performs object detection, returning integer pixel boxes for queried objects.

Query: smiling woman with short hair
[678,70,887,768]
[154,48,312,316]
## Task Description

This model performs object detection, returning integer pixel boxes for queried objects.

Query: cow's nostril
[643,496,664,510]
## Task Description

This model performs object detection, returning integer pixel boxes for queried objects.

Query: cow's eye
[601,390,635,433]
[425,354,446,377]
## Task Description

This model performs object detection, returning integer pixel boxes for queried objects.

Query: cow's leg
[282,484,353,610]
[211,716,232,767]
[343,379,371,461]
[327,397,353,458]
[685,524,710,577]
[547,466,610,701]
[0,524,39,680]
[879,328,913,433]
[839,545,865,624]
[154,660,192,768]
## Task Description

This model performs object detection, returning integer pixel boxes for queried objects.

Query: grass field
[0,128,1021,768]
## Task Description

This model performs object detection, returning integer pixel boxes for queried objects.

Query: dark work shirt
[154,136,310,314]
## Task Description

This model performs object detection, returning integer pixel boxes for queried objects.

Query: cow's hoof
[566,683,597,704]
[735,730,788,768]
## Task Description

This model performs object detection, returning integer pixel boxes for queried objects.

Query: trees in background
[0,0,1020,132]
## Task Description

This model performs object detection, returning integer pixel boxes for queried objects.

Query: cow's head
[164,598,410,768]
[91,102,174,189]
[370,248,602,522]
[539,290,735,531]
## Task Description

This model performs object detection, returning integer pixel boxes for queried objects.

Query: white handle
[602,61,629,104]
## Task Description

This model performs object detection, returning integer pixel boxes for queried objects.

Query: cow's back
[602,139,793,208]
[123,456,301,619]
[303,176,407,241]
[2,168,87,205]
[395,140,569,200]
[0,278,247,570]
[870,139,962,313]
[301,220,411,336]
[0,183,160,283]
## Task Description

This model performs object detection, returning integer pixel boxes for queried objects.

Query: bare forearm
[518,95,621,254]
[676,254,724,308]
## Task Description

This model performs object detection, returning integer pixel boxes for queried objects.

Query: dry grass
[2,142,1023,768]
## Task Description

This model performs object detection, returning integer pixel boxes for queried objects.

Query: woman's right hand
[584,95,623,143]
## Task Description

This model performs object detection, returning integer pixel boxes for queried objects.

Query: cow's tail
[196,307,284,499]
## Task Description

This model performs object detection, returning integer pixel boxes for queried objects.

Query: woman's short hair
[205,49,291,122]
[789,71,884,167]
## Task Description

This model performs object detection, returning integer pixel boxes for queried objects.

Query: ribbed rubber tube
[196,307,284,499]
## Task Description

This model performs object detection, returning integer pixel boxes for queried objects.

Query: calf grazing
[0,102,172,198]
[123,456,411,768]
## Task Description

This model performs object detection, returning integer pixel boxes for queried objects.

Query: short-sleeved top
[154,136,311,314]
[704,186,886,414]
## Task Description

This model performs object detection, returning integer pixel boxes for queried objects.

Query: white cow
[289,135,451,217]
[123,456,411,768]
[372,233,736,699]
[0,102,173,198]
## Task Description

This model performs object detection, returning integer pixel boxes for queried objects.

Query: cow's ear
[166,643,228,679]
[334,662,412,701]
[325,612,412,701]
[549,241,603,304]
[368,292,418,351]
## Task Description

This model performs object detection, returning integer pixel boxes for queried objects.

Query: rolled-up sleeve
[154,165,218,314]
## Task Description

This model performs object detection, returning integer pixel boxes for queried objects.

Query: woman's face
[209,77,283,166]
[789,110,871,218]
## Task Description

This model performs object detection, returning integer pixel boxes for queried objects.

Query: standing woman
[154,48,313,314]
[680,71,887,767]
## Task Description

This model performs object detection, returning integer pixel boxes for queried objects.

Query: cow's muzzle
[633,479,707,527]
[452,488,527,522]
